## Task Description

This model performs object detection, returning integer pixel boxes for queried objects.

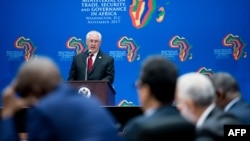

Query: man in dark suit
[123,55,196,141]
[1,56,121,141]
[176,72,241,141]
[210,72,250,124]
[68,30,114,84]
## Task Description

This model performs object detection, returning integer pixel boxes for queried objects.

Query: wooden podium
[66,80,116,106]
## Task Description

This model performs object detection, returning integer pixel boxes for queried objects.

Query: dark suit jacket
[1,118,20,141]
[68,50,114,84]
[1,83,121,141]
[226,98,250,124]
[123,105,196,141]
[196,107,241,141]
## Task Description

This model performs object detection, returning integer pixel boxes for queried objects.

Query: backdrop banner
[1,0,250,106]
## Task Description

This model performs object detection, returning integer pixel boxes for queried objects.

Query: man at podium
[67,30,115,84]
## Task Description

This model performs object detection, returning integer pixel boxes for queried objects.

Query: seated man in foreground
[1,56,121,141]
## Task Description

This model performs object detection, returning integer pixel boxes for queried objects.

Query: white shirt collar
[144,107,157,117]
[91,51,99,63]
[92,50,98,56]
[196,103,215,128]
[224,97,240,112]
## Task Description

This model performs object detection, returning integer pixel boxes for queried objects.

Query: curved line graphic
[117,36,139,62]
[222,34,245,60]
[129,0,156,28]
[197,67,213,77]
[169,35,191,62]
[66,37,86,54]
[15,36,36,62]
[156,7,165,23]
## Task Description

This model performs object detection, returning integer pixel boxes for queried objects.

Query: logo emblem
[197,67,213,78]
[129,0,156,28]
[222,34,246,60]
[78,86,91,98]
[15,36,37,62]
[169,35,192,62]
[66,37,86,54]
[117,36,140,62]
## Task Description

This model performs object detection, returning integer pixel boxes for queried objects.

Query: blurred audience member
[176,72,241,141]
[210,72,250,124]
[1,56,121,141]
[123,55,196,141]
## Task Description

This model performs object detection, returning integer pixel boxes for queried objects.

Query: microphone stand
[85,50,91,80]
[85,57,88,81]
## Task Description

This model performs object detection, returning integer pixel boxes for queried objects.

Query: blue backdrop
[1,0,250,106]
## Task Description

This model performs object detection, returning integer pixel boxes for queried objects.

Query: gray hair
[177,72,215,107]
[210,72,240,95]
[86,30,102,40]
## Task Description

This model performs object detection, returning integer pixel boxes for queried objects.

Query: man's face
[215,90,227,109]
[175,93,196,123]
[86,34,101,54]
[135,80,150,111]
[15,74,31,98]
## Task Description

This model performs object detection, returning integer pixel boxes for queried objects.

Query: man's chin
[182,114,196,124]
[89,48,97,52]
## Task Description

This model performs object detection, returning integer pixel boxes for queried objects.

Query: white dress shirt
[224,97,240,112]
[144,107,157,117]
[196,103,216,128]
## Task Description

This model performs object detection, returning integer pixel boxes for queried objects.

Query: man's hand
[1,85,28,119]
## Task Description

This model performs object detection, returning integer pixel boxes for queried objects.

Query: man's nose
[91,42,97,45]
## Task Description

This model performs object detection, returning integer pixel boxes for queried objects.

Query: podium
[66,80,116,106]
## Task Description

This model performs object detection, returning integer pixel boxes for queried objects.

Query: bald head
[15,56,61,98]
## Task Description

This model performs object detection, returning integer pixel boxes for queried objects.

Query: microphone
[87,50,92,55]
[85,50,92,80]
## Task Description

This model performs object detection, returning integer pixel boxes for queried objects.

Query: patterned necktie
[88,54,94,72]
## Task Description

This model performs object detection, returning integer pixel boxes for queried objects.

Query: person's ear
[86,39,89,46]
[139,84,151,98]
[22,94,38,106]
[185,98,196,113]
[30,84,43,98]
[215,89,226,100]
